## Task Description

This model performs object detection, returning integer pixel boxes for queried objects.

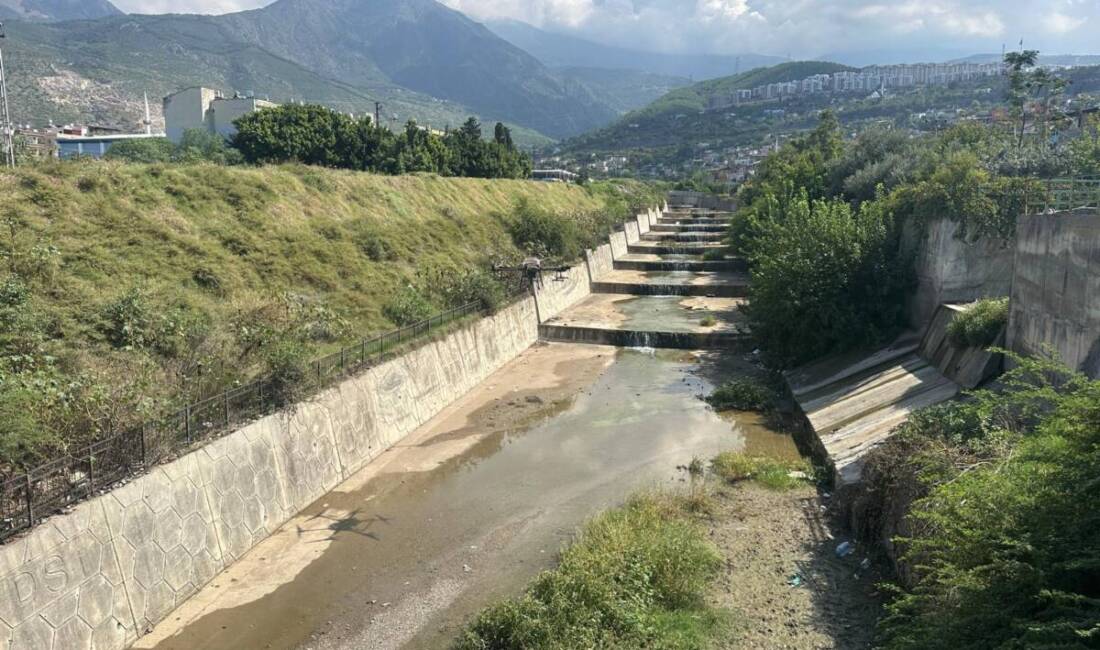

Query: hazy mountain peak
[0,0,122,22]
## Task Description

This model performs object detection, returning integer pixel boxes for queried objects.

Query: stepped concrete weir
[543,204,752,351]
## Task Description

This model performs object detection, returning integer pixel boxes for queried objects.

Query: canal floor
[136,343,796,650]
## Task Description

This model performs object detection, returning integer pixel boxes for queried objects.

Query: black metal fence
[0,297,517,542]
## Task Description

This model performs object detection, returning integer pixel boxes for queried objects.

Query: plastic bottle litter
[835,541,855,558]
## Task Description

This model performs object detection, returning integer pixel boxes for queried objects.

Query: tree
[232,104,356,166]
[744,193,911,367]
[105,138,174,163]
[1007,49,1038,148]
[174,129,243,165]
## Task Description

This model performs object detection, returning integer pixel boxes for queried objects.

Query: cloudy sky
[109,0,1100,59]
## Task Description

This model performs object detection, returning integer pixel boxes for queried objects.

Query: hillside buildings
[163,87,279,143]
[708,62,1005,110]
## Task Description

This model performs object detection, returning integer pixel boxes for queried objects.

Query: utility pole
[0,23,15,168]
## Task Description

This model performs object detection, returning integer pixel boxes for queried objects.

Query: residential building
[163,87,279,143]
[14,127,57,159]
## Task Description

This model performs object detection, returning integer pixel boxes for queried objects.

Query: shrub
[440,271,506,313]
[699,315,718,328]
[946,297,1009,349]
[705,378,774,411]
[878,360,1100,649]
[456,493,724,649]
[383,286,434,327]
[711,452,811,491]
[100,288,155,350]
[507,199,582,261]
[0,386,58,469]
[263,339,310,408]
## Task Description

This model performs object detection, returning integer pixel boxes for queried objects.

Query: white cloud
[111,0,270,14]
[107,0,1100,58]
[1042,11,1087,33]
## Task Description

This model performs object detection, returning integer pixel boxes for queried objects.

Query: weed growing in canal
[706,378,776,412]
[711,452,812,491]
[699,315,718,328]
[683,456,715,515]
[454,493,728,649]
[946,297,1009,349]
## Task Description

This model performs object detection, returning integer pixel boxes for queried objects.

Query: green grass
[711,452,812,491]
[0,160,658,469]
[700,315,718,328]
[455,492,728,649]
[946,297,1009,349]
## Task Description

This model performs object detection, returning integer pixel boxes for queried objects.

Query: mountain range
[0,0,120,21]
[1,0,729,143]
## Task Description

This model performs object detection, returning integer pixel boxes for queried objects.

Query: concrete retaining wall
[586,243,614,281]
[0,201,668,650]
[1007,210,1100,378]
[636,213,650,235]
[534,263,590,323]
[624,221,641,244]
[909,218,1016,327]
[610,230,628,259]
[0,299,540,650]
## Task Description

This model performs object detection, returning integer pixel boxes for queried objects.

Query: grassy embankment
[0,161,661,470]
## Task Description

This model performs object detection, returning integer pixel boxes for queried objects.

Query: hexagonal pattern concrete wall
[0,279,598,650]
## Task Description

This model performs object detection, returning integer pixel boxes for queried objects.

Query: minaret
[143,92,153,135]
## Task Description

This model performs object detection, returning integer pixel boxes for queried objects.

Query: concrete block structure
[163,87,278,143]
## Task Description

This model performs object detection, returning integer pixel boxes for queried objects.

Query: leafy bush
[100,288,155,350]
[440,271,506,313]
[507,199,583,261]
[104,138,175,164]
[878,357,1100,649]
[383,286,434,327]
[705,378,774,411]
[263,339,310,408]
[711,452,811,491]
[946,297,1009,349]
[456,493,724,649]
[0,386,59,469]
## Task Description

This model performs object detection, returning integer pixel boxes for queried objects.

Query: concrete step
[613,256,748,273]
[656,218,732,227]
[628,242,727,256]
[827,379,960,485]
[539,325,749,350]
[650,224,728,233]
[592,270,749,298]
[808,358,946,435]
[641,232,726,243]
[539,294,748,350]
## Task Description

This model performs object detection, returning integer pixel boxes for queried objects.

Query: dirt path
[707,483,882,649]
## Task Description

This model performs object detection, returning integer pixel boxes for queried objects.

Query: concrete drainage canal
[135,207,794,650]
